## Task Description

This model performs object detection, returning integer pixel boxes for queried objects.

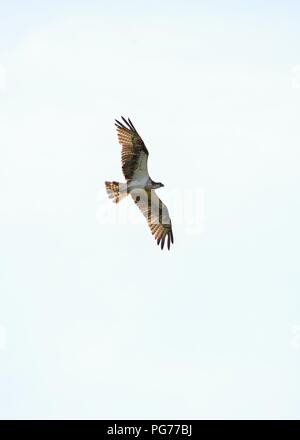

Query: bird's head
[153,182,164,189]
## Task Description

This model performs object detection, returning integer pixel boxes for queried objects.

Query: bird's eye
[135,196,140,203]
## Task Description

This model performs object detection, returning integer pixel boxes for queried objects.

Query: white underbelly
[128,175,149,190]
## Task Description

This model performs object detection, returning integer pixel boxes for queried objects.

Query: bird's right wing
[115,117,149,181]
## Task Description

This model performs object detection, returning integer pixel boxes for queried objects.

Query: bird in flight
[105,117,174,250]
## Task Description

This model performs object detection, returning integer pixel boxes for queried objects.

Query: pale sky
[0,0,300,419]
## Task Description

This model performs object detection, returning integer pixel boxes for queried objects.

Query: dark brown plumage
[115,117,149,181]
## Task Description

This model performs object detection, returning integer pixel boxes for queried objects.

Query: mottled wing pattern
[115,117,149,181]
[131,189,174,250]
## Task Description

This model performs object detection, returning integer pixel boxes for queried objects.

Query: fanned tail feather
[105,181,128,203]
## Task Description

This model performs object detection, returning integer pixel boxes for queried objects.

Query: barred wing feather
[131,188,174,250]
[115,117,149,181]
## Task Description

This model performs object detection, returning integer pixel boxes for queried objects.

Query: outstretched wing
[130,188,174,250]
[115,117,149,181]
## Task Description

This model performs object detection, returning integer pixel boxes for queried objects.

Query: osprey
[105,117,174,250]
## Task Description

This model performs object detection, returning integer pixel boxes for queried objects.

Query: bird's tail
[105,181,128,203]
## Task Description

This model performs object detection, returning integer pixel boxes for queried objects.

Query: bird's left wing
[131,189,174,250]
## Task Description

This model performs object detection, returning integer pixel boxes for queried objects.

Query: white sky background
[0,0,300,419]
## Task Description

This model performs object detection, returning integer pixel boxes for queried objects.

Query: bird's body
[105,117,174,250]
